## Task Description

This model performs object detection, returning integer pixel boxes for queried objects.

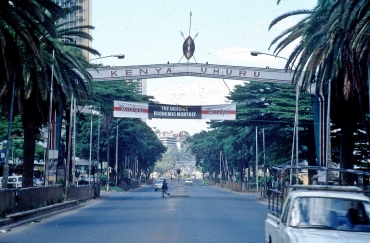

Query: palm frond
[269,10,311,31]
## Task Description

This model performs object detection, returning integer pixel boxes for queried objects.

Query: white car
[185,178,193,186]
[154,179,163,191]
[265,185,370,243]
[8,176,22,188]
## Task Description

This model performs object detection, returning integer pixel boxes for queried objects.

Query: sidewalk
[212,183,269,204]
[0,186,144,232]
[0,191,113,232]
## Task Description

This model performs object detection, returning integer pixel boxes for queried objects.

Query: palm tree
[19,4,100,187]
[0,0,63,98]
[0,1,65,188]
[269,0,370,184]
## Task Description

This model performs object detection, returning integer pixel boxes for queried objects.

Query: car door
[279,198,292,243]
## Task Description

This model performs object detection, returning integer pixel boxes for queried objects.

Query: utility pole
[263,128,266,197]
[45,49,55,186]
[115,124,118,186]
[219,151,222,183]
[97,113,101,172]
[107,167,110,191]
[89,106,93,185]
[256,127,258,192]
[2,36,17,189]
[65,95,73,200]
[73,98,76,185]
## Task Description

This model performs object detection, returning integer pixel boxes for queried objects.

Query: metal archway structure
[87,62,293,83]
[86,62,327,167]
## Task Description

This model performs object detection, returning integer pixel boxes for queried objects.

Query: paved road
[0,179,267,243]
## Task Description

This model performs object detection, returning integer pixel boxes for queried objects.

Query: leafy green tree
[2,140,44,164]
[0,1,62,91]
[115,118,166,180]
[186,129,222,180]
[74,81,165,182]
[154,140,194,175]
[82,81,153,171]
[214,82,313,167]
[187,82,314,182]
[0,114,23,141]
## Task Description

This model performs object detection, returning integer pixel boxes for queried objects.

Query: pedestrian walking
[162,179,170,197]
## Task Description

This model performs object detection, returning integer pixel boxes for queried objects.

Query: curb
[0,194,109,231]
[0,186,141,231]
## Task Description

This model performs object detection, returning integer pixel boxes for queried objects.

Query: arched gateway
[87,62,292,83]
[86,62,294,121]
[86,62,327,167]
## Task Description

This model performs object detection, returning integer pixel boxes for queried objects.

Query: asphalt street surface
[0,179,267,243]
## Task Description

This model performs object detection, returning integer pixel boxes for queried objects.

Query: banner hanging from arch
[113,101,236,120]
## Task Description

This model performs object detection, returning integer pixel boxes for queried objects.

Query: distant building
[176,131,187,150]
[157,131,189,149]
[135,79,147,95]
[157,131,177,147]
[126,79,147,95]
[55,0,92,60]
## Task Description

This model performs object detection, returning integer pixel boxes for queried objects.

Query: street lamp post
[219,151,222,184]
[97,113,101,172]
[64,54,125,197]
[65,95,73,199]
[89,106,93,185]
[250,51,289,62]
[251,50,299,187]
[115,123,118,186]
[89,54,125,61]
[256,127,258,193]
[263,128,266,196]
[88,53,124,185]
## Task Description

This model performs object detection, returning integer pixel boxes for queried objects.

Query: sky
[91,0,317,135]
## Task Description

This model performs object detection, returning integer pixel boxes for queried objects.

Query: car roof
[288,189,370,201]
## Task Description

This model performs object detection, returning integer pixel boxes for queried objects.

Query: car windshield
[289,197,370,232]
[156,180,163,184]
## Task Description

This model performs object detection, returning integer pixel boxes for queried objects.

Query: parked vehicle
[185,178,193,186]
[154,179,163,191]
[8,176,22,188]
[77,178,89,185]
[265,166,370,243]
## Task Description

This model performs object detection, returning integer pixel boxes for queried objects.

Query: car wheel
[155,189,157,191]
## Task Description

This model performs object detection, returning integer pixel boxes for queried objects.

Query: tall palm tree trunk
[22,109,37,188]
